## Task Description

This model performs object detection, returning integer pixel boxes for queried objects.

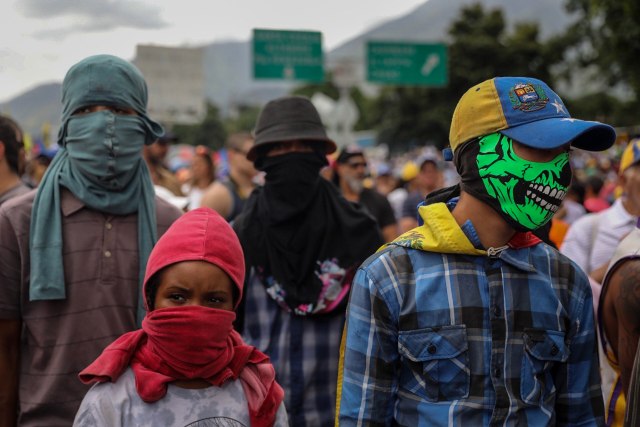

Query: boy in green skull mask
[337,77,615,426]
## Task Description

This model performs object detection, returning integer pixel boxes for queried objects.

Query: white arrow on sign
[421,53,440,76]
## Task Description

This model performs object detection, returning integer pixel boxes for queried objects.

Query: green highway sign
[367,41,448,86]
[253,29,324,82]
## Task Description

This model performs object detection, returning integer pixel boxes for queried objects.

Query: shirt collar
[445,198,484,250]
[496,246,537,272]
[60,187,85,216]
[608,198,637,228]
[460,219,483,250]
[446,198,538,272]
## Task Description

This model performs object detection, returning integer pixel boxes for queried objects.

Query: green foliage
[291,75,340,100]
[564,94,638,128]
[172,102,227,150]
[167,0,640,153]
[349,87,379,131]
[565,0,640,101]
[374,4,562,152]
[224,105,261,134]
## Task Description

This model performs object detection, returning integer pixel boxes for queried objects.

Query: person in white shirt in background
[561,139,640,298]
[182,145,215,210]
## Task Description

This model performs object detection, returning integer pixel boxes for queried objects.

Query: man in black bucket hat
[233,95,383,426]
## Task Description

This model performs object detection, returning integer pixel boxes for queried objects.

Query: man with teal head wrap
[0,55,181,426]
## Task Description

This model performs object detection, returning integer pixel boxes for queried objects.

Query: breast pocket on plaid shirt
[521,329,568,406]
[398,325,470,402]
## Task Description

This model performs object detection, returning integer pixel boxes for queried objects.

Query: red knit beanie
[143,207,245,310]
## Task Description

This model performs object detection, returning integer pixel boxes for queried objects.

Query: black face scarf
[256,151,327,224]
[234,151,383,313]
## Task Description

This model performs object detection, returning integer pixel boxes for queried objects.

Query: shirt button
[551,345,559,356]
[104,250,112,258]
[427,344,437,354]
[492,305,501,317]
[105,223,112,230]
[494,368,501,378]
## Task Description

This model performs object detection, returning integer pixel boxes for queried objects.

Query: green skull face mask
[470,132,571,231]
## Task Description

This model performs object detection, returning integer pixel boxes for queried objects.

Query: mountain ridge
[0,0,574,137]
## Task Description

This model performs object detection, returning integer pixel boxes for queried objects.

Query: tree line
[174,1,639,153]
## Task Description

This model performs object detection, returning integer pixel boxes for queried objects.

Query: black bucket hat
[247,95,337,161]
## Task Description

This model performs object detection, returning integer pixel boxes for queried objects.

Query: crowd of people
[1,54,640,427]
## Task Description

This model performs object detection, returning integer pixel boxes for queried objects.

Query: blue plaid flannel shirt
[338,227,604,426]
[242,271,344,427]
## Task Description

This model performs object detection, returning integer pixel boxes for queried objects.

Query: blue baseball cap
[449,76,616,152]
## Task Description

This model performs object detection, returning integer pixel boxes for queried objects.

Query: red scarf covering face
[79,208,284,427]
[134,306,238,400]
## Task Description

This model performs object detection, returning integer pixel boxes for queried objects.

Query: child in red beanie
[73,208,286,426]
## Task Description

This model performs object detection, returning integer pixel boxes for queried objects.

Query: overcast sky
[0,0,427,103]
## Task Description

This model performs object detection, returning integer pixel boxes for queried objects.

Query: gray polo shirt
[0,181,31,207]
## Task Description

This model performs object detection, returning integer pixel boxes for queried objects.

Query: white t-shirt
[387,187,407,221]
[561,199,586,225]
[561,197,637,318]
[560,198,636,274]
[185,187,206,211]
[73,368,288,427]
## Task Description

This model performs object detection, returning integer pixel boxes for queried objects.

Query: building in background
[134,45,206,126]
